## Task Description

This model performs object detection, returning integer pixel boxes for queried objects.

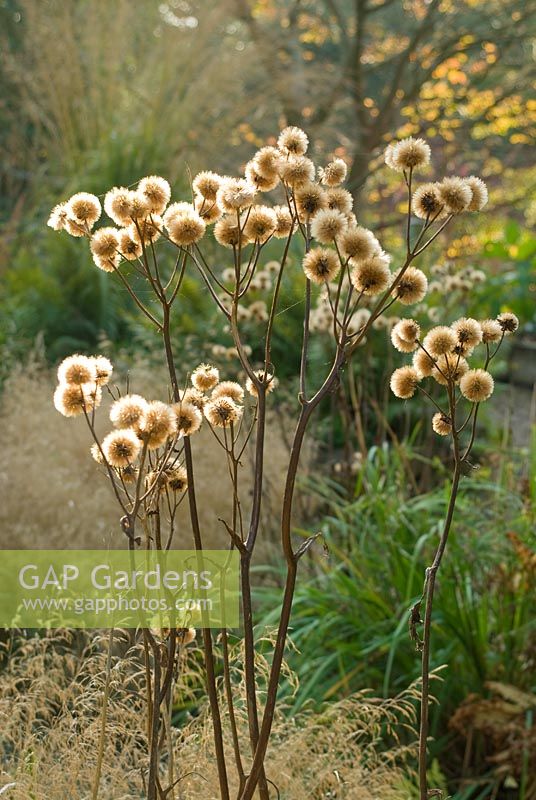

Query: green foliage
[477,223,536,331]
[257,438,535,792]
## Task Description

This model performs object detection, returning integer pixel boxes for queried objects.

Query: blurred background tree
[1,6,534,795]
[1,0,534,364]
[233,0,535,201]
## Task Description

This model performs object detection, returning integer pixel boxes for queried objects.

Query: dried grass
[1,0,245,181]
[0,630,417,799]
[0,361,294,555]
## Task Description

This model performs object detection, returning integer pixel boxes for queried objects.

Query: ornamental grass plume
[47,127,514,800]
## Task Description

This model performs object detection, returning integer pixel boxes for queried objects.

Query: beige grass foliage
[0,363,291,553]
[0,630,417,799]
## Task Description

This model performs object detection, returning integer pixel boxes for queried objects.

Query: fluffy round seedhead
[255,271,272,291]
[480,318,503,343]
[243,205,277,243]
[237,302,252,321]
[93,355,113,386]
[278,126,309,155]
[67,192,101,227]
[214,216,242,247]
[470,269,486,284]
[432,355,469,386]
[460,368,494,402]
[351,253,391,296]
[386,138,431,171]
[325,187,353,214]
[172,401,203,436]
[245,370,277,397]
[102,429,141,468]
[438,177,472,214]
[394,318,420,344]
[193,171,222,201]
[93,252,120,272]
[319,158,347,187]
[249,300,269,321]
[347,308,371,338]
[90,442,104,463]
[104,187,135,226]
[384,142,396,168]
[166,207,206,246]
[279,155,315,187]
[412,183,444,219]
[252,146,282,180]
[120,465,139,484]
[138,401,177,449]
[54,383,101,417]
[90,227,120,259]
[180,387,206,411]
[118,229,143,260]
[451,318,483,349]
[245,161,280,192]
[47,203,69,231]
[391,320,420,352]
[340,226,377,260]
[395,267,428,305]
[302,248,340,285]
[204,396,242,428]
[390,366,420,399]
[295,182,327,218]
[138,175,171,214]
[497,312,519,334]
[423,326,457,357]
[192,364,219,392]
[167,466,188,492]
[310,208,347,244]
[131,215,163,245]
[176,627,196,645]
[465,176,488,212]
[110,394,148,429]
[432,413,452,436]
[391,330,418,353]
[212,381,244,403]
[194,196,222,224]
[57,354,97,386]
[217,178,256,213]
[162,202,193,227]
[272,205,294,238]
[413,347,436,378]
[128,192,151,221]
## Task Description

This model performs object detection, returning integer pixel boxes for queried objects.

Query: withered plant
[46,128,518,799]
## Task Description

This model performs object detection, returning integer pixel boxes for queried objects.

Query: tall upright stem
[417,386,461,799]
[161,298,230,800]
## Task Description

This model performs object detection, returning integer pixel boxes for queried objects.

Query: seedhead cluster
[45,127,518,800]
[389,311,518,436]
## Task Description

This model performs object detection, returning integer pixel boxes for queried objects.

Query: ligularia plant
[49,127,517,800]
